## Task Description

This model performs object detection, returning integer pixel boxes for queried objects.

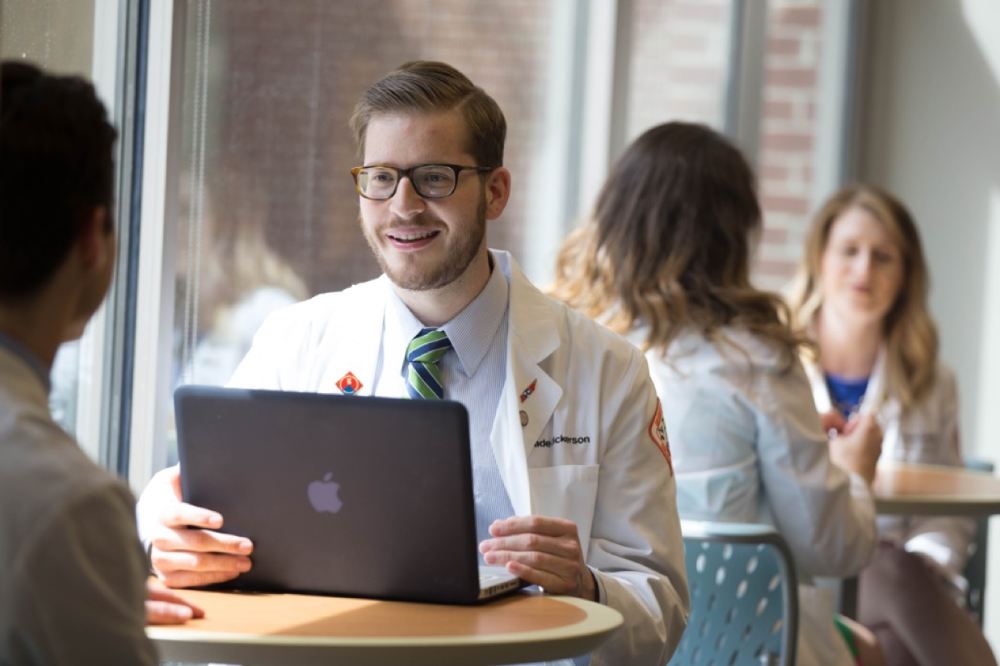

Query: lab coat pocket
[528,465,600,560]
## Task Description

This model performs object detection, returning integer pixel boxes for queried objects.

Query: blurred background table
[873,461,1000,515]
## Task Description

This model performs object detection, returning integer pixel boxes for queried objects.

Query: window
[0,0,126,468]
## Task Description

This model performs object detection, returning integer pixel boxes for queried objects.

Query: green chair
[671,520,799,666]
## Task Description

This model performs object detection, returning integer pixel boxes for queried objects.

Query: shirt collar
[0,331,51,392]
[386,251,510,378]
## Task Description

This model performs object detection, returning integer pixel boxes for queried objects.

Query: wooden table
[836,461,1000,619]
[147,588,623,665]
[873,461,1000,515]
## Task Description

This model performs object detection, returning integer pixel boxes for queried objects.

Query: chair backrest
[670,520,799,666]
[963,457,993,626]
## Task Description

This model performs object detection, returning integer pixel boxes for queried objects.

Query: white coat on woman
[626,325,878,666]
[803,348,974,594]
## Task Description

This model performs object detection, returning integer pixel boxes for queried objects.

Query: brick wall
[627,0,732,137]
[626,0,824,292]
[756,0,824,291]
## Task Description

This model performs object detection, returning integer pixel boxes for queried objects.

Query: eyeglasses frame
[350,163,497,200]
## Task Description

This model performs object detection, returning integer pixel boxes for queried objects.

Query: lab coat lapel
[315,279,387,396]
[861,345,889,414]
[490,253,562,516]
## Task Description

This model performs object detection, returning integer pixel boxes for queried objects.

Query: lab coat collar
[805,343,890,423]
[491,251,563,515]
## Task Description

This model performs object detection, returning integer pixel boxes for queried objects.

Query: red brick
[761,195,811,215]
[765,68,817,87]
[771,7,821,28]
[767,37,802,57]
[760,164,790,182]
[764,100,795,119]
[753,258,799,281]
[761,226,789,245]
[761,132,814,152]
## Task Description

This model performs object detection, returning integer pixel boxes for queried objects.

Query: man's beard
[360,194,487,292]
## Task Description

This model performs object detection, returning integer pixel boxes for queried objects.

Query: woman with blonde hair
[551,121,884,666]
[789,184,995,666]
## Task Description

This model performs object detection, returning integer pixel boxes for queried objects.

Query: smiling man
[137,61,689,665]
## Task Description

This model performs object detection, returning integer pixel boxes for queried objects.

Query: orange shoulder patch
[648,399,673,475]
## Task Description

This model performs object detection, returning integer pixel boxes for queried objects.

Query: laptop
[174,384,524,604]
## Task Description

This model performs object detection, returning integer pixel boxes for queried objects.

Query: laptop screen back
[175,385,484,604]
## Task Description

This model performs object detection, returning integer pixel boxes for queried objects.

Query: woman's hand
[829,413,883,485]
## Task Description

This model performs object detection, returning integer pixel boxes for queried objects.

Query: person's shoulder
[666,327,786,375]
[934,360,957,384]
[0,422,133,556]
[545,289,644,358]
[927,359,959,402]
[718,327,788,369]
[254,275,388,332]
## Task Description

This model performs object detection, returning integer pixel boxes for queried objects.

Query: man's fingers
[146,600,195,625]
[155,568,243,589]
[152,526,252,555]
[484,551,581,594]
[158,502,224,530]
[147,583,206,618]
[488,515,577,539]
[480,532,582,561]
[153,549,252,575]
[504,560,578,595]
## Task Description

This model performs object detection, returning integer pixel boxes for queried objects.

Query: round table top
[872,461,1000,516]
[147,588,623,665]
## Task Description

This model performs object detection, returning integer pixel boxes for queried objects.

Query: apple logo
[307,472,343,514]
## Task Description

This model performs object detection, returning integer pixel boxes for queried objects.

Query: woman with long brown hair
[789,184,995,666]
[551,121,884,666]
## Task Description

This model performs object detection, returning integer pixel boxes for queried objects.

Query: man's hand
[142,465,254,588]
[479,516,596,602]
[829,413,883,486]
[145,578,205,624]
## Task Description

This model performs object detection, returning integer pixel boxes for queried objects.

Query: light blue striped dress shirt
[368,257,514,561]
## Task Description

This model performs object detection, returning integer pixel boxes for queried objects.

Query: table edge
[147,595,623,648]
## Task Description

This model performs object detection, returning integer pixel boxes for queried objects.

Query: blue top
[825,372,869,419]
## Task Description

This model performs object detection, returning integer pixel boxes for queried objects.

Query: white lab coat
[626,326,877,666]
[227,251,689,665]
[803,349,974,592]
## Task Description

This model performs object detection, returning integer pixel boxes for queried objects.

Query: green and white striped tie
[405,328,452,400]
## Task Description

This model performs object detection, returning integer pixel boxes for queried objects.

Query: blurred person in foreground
[789,184,996,666]
[550,121,886,666]
[0,60,201,664]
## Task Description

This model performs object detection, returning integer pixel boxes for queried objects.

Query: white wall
[859,0,1000,646]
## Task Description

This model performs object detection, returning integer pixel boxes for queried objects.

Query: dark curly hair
[0,60,118,300]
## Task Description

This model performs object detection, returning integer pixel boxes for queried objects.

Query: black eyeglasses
[350,164,496,200]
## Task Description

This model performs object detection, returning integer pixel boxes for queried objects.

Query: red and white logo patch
[520,379,537,404]
[648,399,673,475]
[335,372,363,395]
